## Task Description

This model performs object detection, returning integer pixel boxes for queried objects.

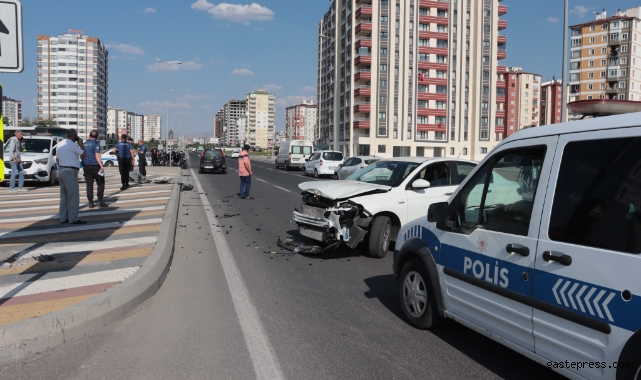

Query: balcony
[417,123,446,132]
[418,46,449,56]
[423,77,448,86]
[419,15,449,26]
[498,51,507,60]
[496,95,506,103]
[498,35,507,45]
[418,92,447,101]
[495,125,507,134]
[418,31,448,40]
[497,65,508,74]
[356,5,373,18]
[354,86,371,97]
[355,37,372,49]
[498,5,508,15]
[353,119,371,129]
[356,22,372,34]
[354,103,371,113]
[497,80,507,88]
[355,54,372,65]
[418,61,448,71]
[419,0,449,10]
[354,69,371,81]
[417,108,447,117]
[495,109,506,118]
[498,19,507,30]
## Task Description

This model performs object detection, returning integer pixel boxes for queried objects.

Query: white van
[394,112,641,380]
[275,140,314,170]
[3,135,62,186]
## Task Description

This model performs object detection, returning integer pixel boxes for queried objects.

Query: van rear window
[323,152,343,161]
[292,146,312,155]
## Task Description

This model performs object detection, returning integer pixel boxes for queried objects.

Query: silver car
[333,156,381,180]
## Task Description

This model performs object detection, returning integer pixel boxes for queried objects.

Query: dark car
[199,149,227,174]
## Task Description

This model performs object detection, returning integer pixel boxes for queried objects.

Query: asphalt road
[0,153,564,380]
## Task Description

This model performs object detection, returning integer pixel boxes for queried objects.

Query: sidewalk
[0,166,179,326]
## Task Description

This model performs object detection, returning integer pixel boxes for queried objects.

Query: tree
[36,118,58,126]
[2,117,7,125]
[19,117,32,127]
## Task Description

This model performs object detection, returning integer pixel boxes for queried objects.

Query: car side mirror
[338,164,343,168]
[305,159,309,162]
[412,179,431,190]
[428,202,448,223]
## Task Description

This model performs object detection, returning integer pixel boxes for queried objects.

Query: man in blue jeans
[7,130,26,192]
[238,144,253,199]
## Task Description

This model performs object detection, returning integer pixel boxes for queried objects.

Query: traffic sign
[0,0,22,73]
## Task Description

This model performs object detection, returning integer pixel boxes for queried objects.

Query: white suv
[3,135,61,186]
[303,150,344,178]
[394,113,641,380]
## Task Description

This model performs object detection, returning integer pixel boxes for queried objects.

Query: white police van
[394,112,641,380]
[3,135,61,186]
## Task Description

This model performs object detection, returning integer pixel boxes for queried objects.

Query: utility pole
[561,0,569,122]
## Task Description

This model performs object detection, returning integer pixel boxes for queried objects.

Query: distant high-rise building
[246,90,275,148]
[497,67,542,139]
[128,113,144,141]
[2,96,21,126]
[214,109,224,140]
[144,114,162,140]
[237,116,247,145]
[285,100,317,141]
[37,31,108,139]
[222,100,247,146]
[168,130,174,140]
[540,78,571,126]
[107,107,133,138]
[318,0,508,160]
[569,8,641,102]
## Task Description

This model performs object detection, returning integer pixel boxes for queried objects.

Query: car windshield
[323,152,343,161]
[347,161,421,187]
[4,138,52,153]
[292,146,312,155]
[205,150,222,157]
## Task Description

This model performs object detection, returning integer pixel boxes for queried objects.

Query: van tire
[286,161,291,171]
[398,258,445,329]
[47,169,57,187]
[368,216,392,258]
[275,160,279,169]
[303,169,308,176]
[334,173,339,180]
[314,169,319,178]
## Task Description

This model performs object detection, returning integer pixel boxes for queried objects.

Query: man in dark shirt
[112,134,135,190]
[83,130,107,208]
[151,146,159,166]
[137,139,148,177]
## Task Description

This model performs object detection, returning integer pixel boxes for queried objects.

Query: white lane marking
[0,190,172,205]
[273,185,294,194]
[0,267,139,299]
[3,237,158,264]
[0,185,172,199]
[0,197,170,214]
[190,167,284,380]
[230,167,305,193]
[0,218,163,239]
[0,206,166,224]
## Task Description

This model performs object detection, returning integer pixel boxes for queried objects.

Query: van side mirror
[305,159,309,162]
[428,202,448,223]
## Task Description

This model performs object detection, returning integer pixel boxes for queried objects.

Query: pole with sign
[0,0,23,182]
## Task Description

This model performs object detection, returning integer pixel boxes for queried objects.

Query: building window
[378,145,386,153]
[588,72,594,78]
[463,148,468,155]
[480,147,488,154]
[416,147,425,156]
[602,35,608,42]
[450,148,455,155]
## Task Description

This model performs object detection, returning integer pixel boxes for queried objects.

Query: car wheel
[303,169,308,176]
[275,160,279,169]
[47,169,57,186]
[398,258,445,329]
[368,216,392,258]
[105,161,114,167]
[334,173,339,180]
[199,169,203,174]
[314,169,319,178]
[222,170,227,174]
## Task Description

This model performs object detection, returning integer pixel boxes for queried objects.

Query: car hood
[299,180,392,200]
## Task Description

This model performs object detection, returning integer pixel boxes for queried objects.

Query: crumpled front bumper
[293,203,370,248]
[292,211,331,228]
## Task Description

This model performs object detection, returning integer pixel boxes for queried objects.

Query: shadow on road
[363,274,404,320]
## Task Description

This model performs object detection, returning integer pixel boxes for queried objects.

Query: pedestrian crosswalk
[0,166,179,326]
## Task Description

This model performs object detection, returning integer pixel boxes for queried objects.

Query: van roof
[501,111,641,147]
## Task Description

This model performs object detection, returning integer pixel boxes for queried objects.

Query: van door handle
[506,244,529,257]
[543,251,572,266]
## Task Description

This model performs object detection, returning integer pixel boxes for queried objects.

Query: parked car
[231,149,241,158]
[293,158,477,257]
[276,140,314,170]
[303,150,344,178]
[101,151,150,167]
[3,134,61,186]
[334,156,381,180]
[393,113,641,380]
[199,148,227,174]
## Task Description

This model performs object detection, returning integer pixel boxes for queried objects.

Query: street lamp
[561,0,569,122]
[155,59,182,141]
[172,89,189,151]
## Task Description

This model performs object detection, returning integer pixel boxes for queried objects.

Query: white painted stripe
[4,237,158,265]
[0,190,172,205]
[0,218,163,239]
[0,197,170,214]
[273,185,294,194]
[190,167,283,380]
[0,185,172,199]
[0,206,166,224]
[0,267,138,299]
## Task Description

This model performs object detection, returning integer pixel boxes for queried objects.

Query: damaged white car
[293,158,477,258]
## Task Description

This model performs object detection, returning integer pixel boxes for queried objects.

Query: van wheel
[368,216,391,258]
[398,258,444,329]
[105,161,114,167]
[47,169,57,186]
[303,169,308,176]
[275,160,279,169]
[334,173,339,180]
[314,169,319,178]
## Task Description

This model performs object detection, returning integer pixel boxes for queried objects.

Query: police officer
[112,134,135,190]
[83,130,107,208]
[137,139,147,177]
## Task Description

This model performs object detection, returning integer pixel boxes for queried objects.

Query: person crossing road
[82,130,107,208]
[112,134,135,190]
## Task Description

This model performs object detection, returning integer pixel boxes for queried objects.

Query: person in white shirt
[56,129,87,224]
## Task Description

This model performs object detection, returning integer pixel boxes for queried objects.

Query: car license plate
[204,166,213,169]
[329,166,336,170]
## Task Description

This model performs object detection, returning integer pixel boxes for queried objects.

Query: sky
[2,0,640,138]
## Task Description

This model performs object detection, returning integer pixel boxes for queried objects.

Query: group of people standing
[113,134,147,190]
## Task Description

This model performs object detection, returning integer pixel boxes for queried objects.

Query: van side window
[549,137,641,254]
[456,147,546,235]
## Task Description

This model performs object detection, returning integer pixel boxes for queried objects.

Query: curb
[0,171,182,365]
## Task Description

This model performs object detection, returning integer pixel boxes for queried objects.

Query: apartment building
[2,96,21,126]
[539,78,571,126]
[237,115,247,145]
[144,114,162,140]
[285,100,317,141]
[496,67,541,139]
[570,8,641,102]
[214,109,224,140]
[246,90,275,149]
[317,0,508,160]
[222,100,247,146]
[129,113,144,141]
[107,107,133,137]
[37,31,108,139]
